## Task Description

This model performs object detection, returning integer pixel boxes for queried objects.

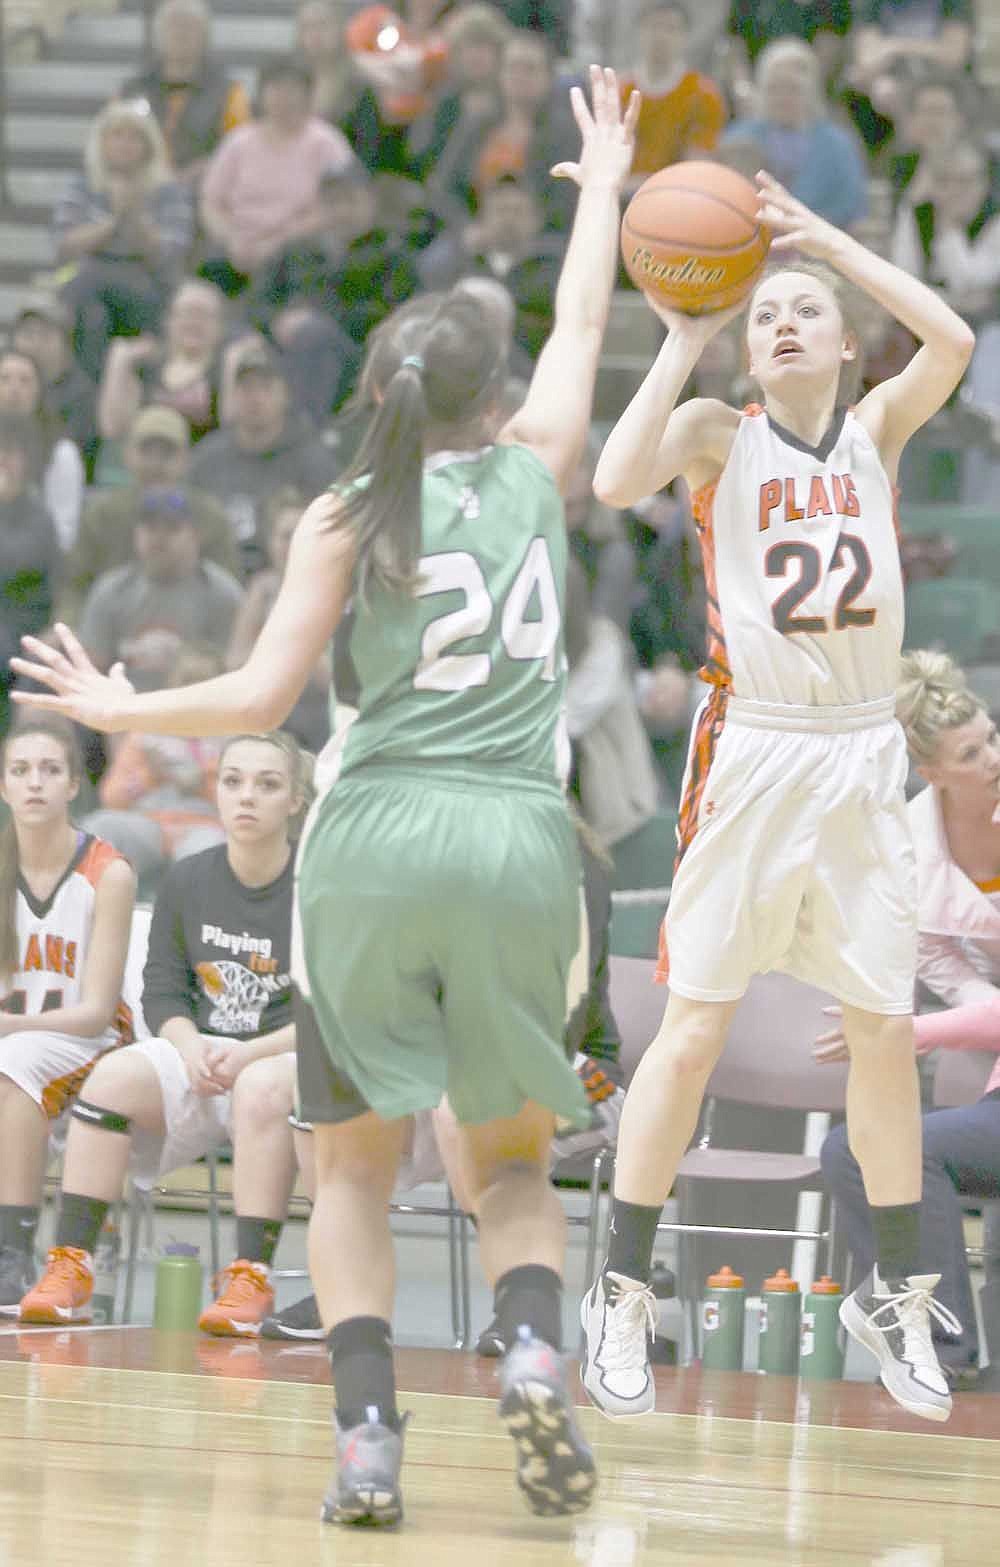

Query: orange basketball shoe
[19,1246,94,1324]
[199,1260,274,1337]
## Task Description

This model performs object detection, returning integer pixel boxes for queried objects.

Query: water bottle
[91,1214,120,1325]
[701,1266,745,1371]
[800,1276,845,1381]
[758,1268,801,1375]
[153,1243,203,1330]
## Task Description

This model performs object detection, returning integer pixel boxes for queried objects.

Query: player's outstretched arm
[11,492,354,736]
[757,171,976,477]
[500,66,638,493]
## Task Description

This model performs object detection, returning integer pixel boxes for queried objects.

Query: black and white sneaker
[579,1269,657,1420]
[260,1292,325,1341]
[840,1269,961,1423]
[0,1245,35,1316]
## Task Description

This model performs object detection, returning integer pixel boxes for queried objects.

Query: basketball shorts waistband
[725,694,897,733]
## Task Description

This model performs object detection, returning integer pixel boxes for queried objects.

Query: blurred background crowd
[2,0,1000,904]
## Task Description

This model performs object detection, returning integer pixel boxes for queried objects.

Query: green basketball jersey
[329,442,569,783]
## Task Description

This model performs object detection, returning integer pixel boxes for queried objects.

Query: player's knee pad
[71,1098,132,1136]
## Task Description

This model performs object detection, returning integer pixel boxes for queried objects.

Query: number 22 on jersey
[414,538,561,693]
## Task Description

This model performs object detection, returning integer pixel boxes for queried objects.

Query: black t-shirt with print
[142,844,293,1039]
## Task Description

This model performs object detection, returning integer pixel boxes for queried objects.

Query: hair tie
[401,354,425,373]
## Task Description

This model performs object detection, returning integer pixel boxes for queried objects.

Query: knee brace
[71,1098,132,1136]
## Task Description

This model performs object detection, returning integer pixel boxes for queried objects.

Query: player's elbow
[945,319,976,368]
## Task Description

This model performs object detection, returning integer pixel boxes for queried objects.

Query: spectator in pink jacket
[199,53,356,297]
[819,650,1000,1386]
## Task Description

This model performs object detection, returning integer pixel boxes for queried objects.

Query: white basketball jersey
[2,833,131,1043]
[695,405,904,707]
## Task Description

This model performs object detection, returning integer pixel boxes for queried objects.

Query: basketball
[621,162,771,316]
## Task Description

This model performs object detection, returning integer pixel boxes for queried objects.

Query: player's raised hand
[551,65,640,192]
[755,170,839,262]
[11,624,135,733]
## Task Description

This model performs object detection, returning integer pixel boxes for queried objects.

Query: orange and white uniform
[662,405,917,1013]
[0,834,133,1119]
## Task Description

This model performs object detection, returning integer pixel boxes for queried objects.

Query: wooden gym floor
[1,1327,998,1566]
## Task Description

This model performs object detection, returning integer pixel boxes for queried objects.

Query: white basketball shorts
[661,691,917,1015]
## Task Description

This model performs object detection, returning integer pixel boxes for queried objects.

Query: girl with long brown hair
[0,715,135,1312]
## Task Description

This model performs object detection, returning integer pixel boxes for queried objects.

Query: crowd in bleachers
[3,0,1000,866]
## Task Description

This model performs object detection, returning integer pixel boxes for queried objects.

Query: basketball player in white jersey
[0,716,136,1311]
[580,171,974,1424]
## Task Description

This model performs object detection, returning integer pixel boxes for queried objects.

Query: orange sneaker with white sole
[19,1246,94,1324]
[198,1260,274,1337]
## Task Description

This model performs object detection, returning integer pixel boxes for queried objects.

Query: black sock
[57,1193,109,1256]
[494,1264,563,1353]
[0,1205,39,1256]
[235,1216,282,1266]
[329,1316,398,1431]
[871,1202,921,1282]
[605,1198,662,1285]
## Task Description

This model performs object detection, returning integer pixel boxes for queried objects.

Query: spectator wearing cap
[121,0,252,184]
[199,54,356,298]
[619,1,726,190]
[98,277,227,445]
[0,413,60,730]
[53,99,194,380]
[58,405,240,625]
[188,341,340,574]
[250,165,421,412]
[77,486,244,691]
[11,294,99,482]
[0,347,85,553]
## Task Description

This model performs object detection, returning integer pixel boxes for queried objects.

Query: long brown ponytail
[333,288,509,599]
[0,716,82,985]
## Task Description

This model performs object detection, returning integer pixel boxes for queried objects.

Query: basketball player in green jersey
[12,67,640,1528]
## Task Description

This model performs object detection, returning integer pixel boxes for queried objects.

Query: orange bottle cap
[706,1265,744,1288]
[763,1268,799,1293]
[809,1276,842,1295]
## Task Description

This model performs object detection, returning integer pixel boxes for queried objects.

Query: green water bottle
[154,1243,203,1330]
[758,1269,801,1375]
[701,1266,745,1371]
[800,1276,845,1380]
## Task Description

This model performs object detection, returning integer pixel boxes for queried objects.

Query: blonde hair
[756,37,822,109]
[219,731,316,836]
[896,649,984,765]
[87,99,170,196]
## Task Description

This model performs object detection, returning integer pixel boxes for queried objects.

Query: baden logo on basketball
[628,248,726,290]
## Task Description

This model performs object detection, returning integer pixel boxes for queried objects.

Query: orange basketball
[621,162,771,316]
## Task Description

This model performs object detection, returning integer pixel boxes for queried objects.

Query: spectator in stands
[297,1,358,124]
[884,72,969,199]
[725,0,852,105]
[53,99,194,381]
[18,732,309,1341]
[0,716,136,1313]
[98,277,227,445]
[430,30,578,232]
[406,3,510,177]
[619,1,726,187]
[226,489,330,753]
[0,414,60,732]
[417,176,564,359]
[199,54,356,297]
[723,37,868,229]
[58,406,239,627]
[891,142,1000,326]
[187,340,339,575]
[11,295,99,484]
[0,349,84,553]
[340,1,450,177]
[846,0,973,153]
[819,651,1000,1387]
[121,0,252,184]
[83,646,227,883]
[490,0,574,58]
[77,487,243,690]
[249,166,420,386]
